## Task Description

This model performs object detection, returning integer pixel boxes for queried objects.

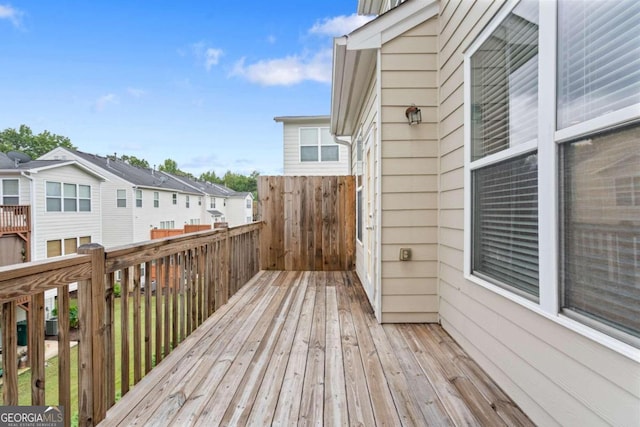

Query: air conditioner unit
[45,318,58,336]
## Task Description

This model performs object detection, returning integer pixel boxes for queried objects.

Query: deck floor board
[100,271,534,427]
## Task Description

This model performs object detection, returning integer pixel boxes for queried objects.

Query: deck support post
[77,243,106,426]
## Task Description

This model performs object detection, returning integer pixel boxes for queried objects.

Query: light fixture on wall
[405,105,422,125]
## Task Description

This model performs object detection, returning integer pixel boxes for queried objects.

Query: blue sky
[0,1,372,176]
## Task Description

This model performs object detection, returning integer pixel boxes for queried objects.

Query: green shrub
[69,306,79,329]
[113,282,122,298]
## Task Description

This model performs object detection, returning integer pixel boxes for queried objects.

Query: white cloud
[190,42,223,71]
[94,94,119,111]
[309,13,374,37]
[205,48,223,71]
[231,48,332,86]
[267,35,277,44]
[232,14,374,87]
[0,4,24,28]
[127,87,146,98]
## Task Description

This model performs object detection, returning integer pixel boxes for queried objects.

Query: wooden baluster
[77,243,106,426]
[57,285,71,427]
[29,293,45,405]
[1,301,18,405]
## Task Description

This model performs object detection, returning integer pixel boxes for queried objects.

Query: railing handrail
[0,254,91,302]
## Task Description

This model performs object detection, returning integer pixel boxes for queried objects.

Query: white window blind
[557,0,640,129]
[473,152,539,296]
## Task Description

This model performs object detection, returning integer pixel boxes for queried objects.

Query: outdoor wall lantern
[405,105,422,125]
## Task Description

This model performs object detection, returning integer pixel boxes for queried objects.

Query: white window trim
[135,189,143,208]
[299,126,340,163]
[1,178,20,204]
[464,0,640,360]
[116,189,127,208]
[154,191,160,208]
[46,181,92,213]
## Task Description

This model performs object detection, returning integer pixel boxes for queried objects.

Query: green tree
[222,170,259,196]
[0,124,76,158]
[158,158,194,178]
[158,158,179,174]
[120,154,150,169]
[199,170,223,184]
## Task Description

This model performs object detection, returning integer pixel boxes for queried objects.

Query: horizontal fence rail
[0,222,261,426]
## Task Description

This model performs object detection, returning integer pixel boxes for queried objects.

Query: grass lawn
[2,294,164,425]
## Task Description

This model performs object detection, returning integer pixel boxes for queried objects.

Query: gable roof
[0,152,106,180]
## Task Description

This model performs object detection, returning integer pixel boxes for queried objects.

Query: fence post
[77,243,106,426]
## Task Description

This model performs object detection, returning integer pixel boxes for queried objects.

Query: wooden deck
[100,271,533,426]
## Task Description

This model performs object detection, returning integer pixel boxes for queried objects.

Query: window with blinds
[469,0,539,298]
[557,0,640,130]
[473,152,539,296]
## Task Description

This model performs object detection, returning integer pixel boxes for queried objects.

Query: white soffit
[349,0,438,50]
[358,0,384,16]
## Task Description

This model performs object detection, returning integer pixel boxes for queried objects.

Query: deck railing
[0,205,30,234]
[0,222,261,426]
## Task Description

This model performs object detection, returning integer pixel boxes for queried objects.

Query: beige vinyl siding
[437,1,640,426]
[32,165,102,261]
[282,120,349,176]
[379,17,439,323]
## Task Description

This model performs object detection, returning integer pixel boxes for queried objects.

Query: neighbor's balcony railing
[0,222,261,427]
[0,205,30,234]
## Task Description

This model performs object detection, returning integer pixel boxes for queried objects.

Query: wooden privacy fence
[0,222,261,427]
[258,176,355,271]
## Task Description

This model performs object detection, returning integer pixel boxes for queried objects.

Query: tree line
[0,124,258,195]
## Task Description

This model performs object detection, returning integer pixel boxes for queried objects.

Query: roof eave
[273,115,330,123]
[331,0,438,137]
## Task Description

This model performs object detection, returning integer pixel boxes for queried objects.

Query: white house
[274,115,349,176]
[0,151,105,319]
[331,0,640,425]
[161,173,254,228]
[40,148,204,246]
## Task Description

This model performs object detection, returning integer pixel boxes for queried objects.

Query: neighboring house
[274,115,349,176]
[40,148,203,246]
[225,191,254,227]
[166,173,255,227]
[0,151,105,320]
[331,0,639,426]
